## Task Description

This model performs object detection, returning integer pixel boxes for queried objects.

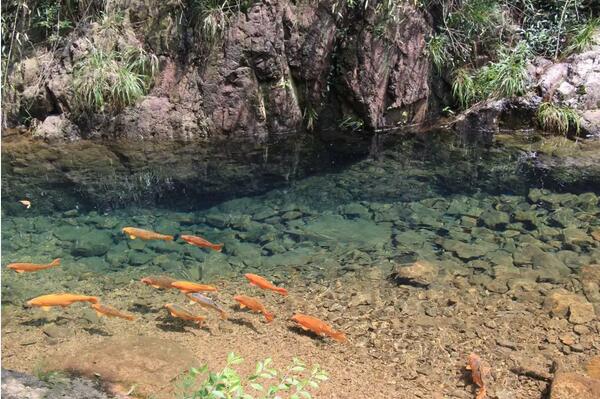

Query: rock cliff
[5,0,431,140]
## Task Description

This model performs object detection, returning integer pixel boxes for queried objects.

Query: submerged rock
[550,372,600,399]
[1,369,109,399]
[71,231,113,257]
[46,336,197,398]
[391,260,438,287]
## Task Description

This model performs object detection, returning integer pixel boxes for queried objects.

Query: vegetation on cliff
[1,0,599,136]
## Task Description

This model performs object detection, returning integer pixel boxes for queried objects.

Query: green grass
[73,44,157,113]
[537,102,581,136]
[565,17,600,55]
[427,34,451,72]
[452,68,476,109]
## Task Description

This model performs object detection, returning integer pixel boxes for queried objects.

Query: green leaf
[290,366,305,372]
[211,391,226,399]
[308,381,319,389]
[250,383,264,391]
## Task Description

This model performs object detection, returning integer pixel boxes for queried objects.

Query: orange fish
[171,281,218,293]
[466,353,487,399]
[140,275,176,289]
[164,303,206,325]
[122,227,174,241]
[180,234,223,252]
[291,314,347,342]
[244,273,287,296]
[7,258,60,273]
[27,293,99,311]
[19,200,31,209]
[91,303,135,321]
[233,295,274,322]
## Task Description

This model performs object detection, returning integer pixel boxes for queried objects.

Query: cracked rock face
[4,0,431,140]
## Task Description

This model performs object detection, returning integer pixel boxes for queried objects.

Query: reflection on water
[2,129,598,289]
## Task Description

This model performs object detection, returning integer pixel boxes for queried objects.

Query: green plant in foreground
[180,352,328,399]
[537,102,581,136]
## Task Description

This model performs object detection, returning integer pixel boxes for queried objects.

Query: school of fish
[8,219,493,394]
[7,226,347,344]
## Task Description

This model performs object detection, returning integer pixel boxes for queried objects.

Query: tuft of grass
[179,352,328,399]
[428,33,452,72]
[565,17,600,55]
[452,68,476,109]
[481,42,530,98]
[303,106,318,131]
[73,43,157,113]
[537,102,581,136]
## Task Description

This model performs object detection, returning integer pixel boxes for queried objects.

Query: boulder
[47,336,197,398]
[71,231,113,257]
[391,260,438,287]
[550,372,600,399]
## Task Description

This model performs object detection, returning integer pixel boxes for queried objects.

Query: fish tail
[88,297,100,304]
[264,311,275,323]
[276,287,288,296]
[212,243,224,252]
[331,331,347,343]
[165,235,175,241]
[173,234,180,241]
[51,258,61,267]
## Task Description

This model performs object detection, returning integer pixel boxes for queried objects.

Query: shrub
[537,102,581,135]
[179,353,328,399]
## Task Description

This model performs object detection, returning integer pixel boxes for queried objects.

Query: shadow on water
[129,303,158,315]
[155,315,208,333]
[0,127,552,215]
[287,325,326,342]
[227,317,261,334]
[83,327,112,336]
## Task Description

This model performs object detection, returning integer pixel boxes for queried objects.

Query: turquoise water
[2,130,599,305]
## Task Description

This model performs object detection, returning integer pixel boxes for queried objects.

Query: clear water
[2,130,599,303]
[3,129,600,398]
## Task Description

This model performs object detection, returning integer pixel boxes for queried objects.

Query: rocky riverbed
[2,139,600,397]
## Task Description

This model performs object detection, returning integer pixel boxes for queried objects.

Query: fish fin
[331,331,347,343]
[51,258,61,267]
[151,285,161,289]
[239,304,246,309]
[264,312,274,323]
[299,325,309,331]
[466,365,472,370]
[249,282,257,287]
[95,311,104,317]
[15,270,25,274]
[41,306,52,312]
[129,235,136,240]
[189,301,196,305]
[213,243,224,252]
